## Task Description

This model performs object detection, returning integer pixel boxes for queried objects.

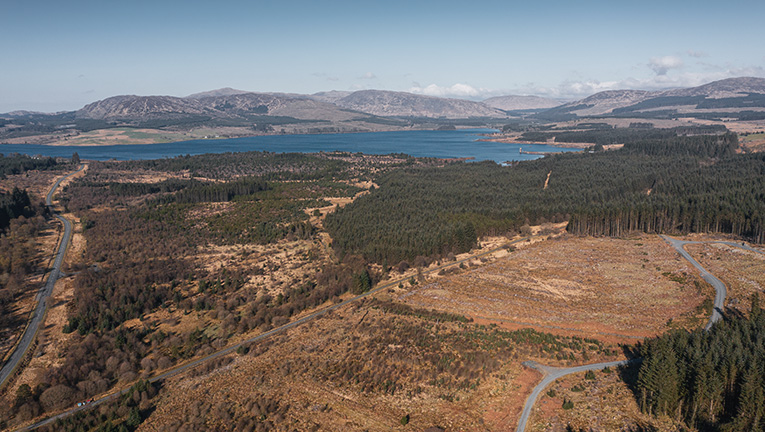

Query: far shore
[476,136,588,149]
[1,125,491,147]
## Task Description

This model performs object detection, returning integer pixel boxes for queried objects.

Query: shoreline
[476,137,588,149]
[1,126,498,148]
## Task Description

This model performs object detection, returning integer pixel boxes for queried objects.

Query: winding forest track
[16,235,533,431]
[515,235,760,432]
[0,164,85,392]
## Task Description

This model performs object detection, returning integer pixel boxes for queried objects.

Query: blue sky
[2,0,764,112]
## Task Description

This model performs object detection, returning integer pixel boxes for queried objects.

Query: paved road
[17,235,533,431]
[516,359,639,432]
[661,235,731,330]
[515,235,759,431]
[0,165,85,391]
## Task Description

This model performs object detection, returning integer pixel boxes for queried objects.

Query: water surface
[0,129,580,163]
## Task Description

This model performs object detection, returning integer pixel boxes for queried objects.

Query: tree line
[519,125,728,145]
[0,153,59,178]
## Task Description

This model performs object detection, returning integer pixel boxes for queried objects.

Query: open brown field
[685,242,765,314]
[740,131,765,152]
[137,297,622,432]
[398,234,714,343]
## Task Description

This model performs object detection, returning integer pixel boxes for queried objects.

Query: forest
[519,124,727,145]
[326,133,764,264]
[0,153,58,178]
[637,296,765,431]
[0,187,34,232]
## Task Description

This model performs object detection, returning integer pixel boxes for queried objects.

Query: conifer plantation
[637,296,765,431]
[326,133,764,264]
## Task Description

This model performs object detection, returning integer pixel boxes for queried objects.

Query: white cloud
[408,83,498,99]
[400,62,765,103]
[517,66,765,100]
[649,56,684,75]
[359,72,377,80]
[513,80,621,100]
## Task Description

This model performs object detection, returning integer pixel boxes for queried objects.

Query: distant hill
[76,95,208,120]
[75,93,365,123]
[185,88,251,99]
[310,91,354,104]
[74,90,508,122]
[482,95,563,111]
[333,90,508,118]
[5,77,765,145]
[661,76,765,98]
[540,77,765,120]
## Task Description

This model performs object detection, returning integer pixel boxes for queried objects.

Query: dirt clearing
[399,235,712,341]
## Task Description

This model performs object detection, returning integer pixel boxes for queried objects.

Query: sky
[2,0,764,112]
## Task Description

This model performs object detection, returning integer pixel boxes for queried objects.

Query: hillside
[539,77,765,120]
[334,89,508,118]
[185,87,252,99]
[75,90,510,121]
[482,94,563,111]
[74,93,363,123]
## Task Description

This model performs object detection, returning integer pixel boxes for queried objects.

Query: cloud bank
[408,83,498,99]
[515,66,765,100]
[649,56,684,75]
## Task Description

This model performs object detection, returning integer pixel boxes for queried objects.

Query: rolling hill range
[327,89,508,118]
[76,90,512,122]
[538,77,765,120]
[76,93,367,123]
[2,77,765,145]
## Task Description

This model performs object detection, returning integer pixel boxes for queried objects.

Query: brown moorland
[399,234,715,343]
[137,299,620,432]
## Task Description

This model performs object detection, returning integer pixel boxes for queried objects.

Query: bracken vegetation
[0,155,389,427]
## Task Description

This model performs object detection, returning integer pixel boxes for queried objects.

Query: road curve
[516,236,758,431]
[17,234,534,431]
[516,359,639,432]
[660,235,730,330]
[0,165,85,391]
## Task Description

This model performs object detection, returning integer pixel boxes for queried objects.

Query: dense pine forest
[0,187,33,232]
[637,296,765,431]
[326,133,764,264]
[519,124,728,145]
[0,153,58,178]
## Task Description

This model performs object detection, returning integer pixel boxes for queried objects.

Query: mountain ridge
[548,77,765,117]
[5,77,764,121]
